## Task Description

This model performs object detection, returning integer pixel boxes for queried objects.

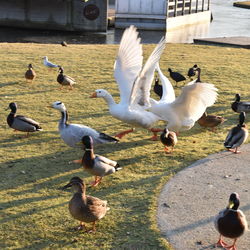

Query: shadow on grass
[0,81,18,88]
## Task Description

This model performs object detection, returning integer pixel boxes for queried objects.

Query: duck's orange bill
[90,92,97,98]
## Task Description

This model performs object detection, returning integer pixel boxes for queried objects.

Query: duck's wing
[114,25,143,105]
[16,115,40,127]
[155,63,175,104]
[129,36,166,107]
[64,75,76,83]
[95,155,117,167]
[169,81,218,124]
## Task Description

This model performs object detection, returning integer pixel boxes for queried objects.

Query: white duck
[50,101,118,148]
[147,64,218,133]
[90,25,165,140]
[43,56,60,68]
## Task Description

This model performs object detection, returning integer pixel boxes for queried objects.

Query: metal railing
[167,0,210,18]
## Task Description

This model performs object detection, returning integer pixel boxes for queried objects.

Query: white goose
[147,64,218,133]
[50,101,118,148]
[90,25,165,140]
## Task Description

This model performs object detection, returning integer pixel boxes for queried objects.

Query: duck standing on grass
[160,128,177,153]
[7,102,42,137]
[25,64,36,83]
[197,112,225,131]
[187,64,197,79]
[231,93,250,113]
[214,192,248,249]
[153,75,163,98]
[50,101,118,149]
[224,112,248,153]
[62,176,110,232]
[73,135,122,187]
[57,67,76,90]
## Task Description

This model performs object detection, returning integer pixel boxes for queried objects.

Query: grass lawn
[0,42,250,249]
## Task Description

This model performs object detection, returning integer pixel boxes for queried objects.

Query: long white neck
[101,92,116,107]
[156,63,175,103]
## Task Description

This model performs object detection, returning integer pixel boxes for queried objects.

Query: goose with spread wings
[90,25,165,140]
[146,63,218,133]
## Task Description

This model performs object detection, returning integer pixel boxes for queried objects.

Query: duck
[168,68,186,87]
[197,112,225,131]
[60,41,68,47]
[214,192,248,249]
[50,101,118,148]
[231,93,250,113]
[73,136,122,186]
[43,56,60,68]
[224,112,248,153]
[153,75,163,98]
[90,25,165,140]
[160,128,177,153]
[7,102,42,136]
[147,63,218,133]
[187,64,198,79]
[25,64,36,83]
[62,176,110,232]
[57,67,76,90]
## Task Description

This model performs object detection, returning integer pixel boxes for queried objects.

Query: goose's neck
[102,93,116,106]
[59,110,69,128]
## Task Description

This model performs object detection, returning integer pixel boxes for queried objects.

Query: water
[0,0,249,44]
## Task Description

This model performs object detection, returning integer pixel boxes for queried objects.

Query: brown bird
[214,192,248,249]
[62,176,110,232]
[160,128,177,153]
[25,64,36,83]
[197,112,225,131]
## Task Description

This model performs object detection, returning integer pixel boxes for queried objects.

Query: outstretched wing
[130,36,166,107]
[170,81,218,123]
[114,25,143,105]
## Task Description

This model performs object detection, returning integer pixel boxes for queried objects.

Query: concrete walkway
[157,144,250,250]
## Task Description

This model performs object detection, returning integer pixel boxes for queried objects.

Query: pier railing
[167,0,210,17]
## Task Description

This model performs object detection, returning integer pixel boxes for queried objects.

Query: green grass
[0,42,250,249]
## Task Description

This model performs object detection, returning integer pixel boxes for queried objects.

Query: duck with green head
[214,192,248,249]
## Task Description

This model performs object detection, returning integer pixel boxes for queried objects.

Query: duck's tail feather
[99,132,119,143]
[115,163,122,171]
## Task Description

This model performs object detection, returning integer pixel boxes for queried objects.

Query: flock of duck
[7,25,249,248]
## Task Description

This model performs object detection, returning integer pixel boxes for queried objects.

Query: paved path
[157,144,250,250]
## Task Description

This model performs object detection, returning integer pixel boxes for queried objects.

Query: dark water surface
[0,0,249,44]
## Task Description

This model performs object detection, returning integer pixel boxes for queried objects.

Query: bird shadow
[0,81,18,88]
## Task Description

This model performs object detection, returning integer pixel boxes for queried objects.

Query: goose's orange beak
[90,92,97,98]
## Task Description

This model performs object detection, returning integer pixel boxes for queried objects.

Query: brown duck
[25,64,36,83]
[197,112,225,131]
[62,177,110,232]
[214,192,248,249]
[73,135,121,186]
[160,128,177,153]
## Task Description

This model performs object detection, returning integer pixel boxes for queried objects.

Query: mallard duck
[43,56,59,68]
[214,192,248,249]
[50,101,118,148]
[90,26,165,140]
[60,41,68,47]
[168,68,186,87]
[57,67,76,90]
[197,112,225,131]
[153,76,163,98]
[148,64,218,133]
[160,128,177,153]
[187,64,198,79]
[25,64,36,83]
[224,112,248,153]
[7,102,42,136]
[62,176,110,232]
[73,136,122,186]
[231,93,250,113]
